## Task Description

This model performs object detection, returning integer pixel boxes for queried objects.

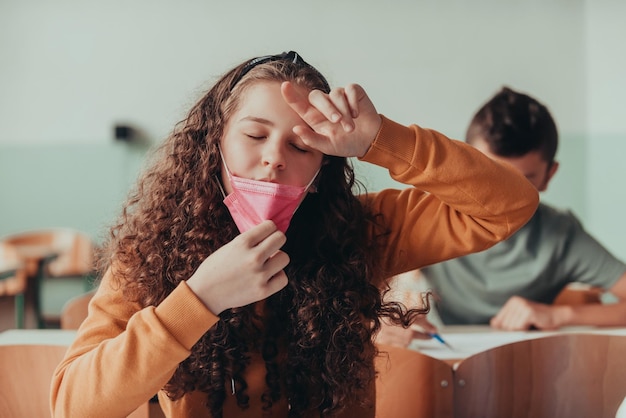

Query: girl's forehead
[227,80,281,114]
[228,82,306,126]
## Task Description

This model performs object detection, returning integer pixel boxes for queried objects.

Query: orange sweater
[51,116,538,418]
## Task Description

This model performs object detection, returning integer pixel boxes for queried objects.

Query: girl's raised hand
[186,220,289,315]
[281,81,382,158]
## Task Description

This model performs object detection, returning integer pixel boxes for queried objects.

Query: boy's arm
[562,271,626,326]
[490,271,626,330]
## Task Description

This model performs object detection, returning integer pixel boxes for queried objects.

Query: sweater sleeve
[50,268,220,418]
[361,115,539,279]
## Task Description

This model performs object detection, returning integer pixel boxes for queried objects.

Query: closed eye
[291,143,308,153]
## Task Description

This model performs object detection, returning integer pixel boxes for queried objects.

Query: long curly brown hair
[99,53,428,417]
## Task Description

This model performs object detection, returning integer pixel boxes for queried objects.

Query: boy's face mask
[219,150,319,234]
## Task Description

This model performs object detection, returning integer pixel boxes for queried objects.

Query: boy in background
[380,87,626,345]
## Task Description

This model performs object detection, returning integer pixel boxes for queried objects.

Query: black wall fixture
[114,124,135,142]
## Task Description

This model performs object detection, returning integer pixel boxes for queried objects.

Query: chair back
[0,344,69,417]
[0,343,150,418]
[46,229,94,277]
[2,230,56,277]
[60,289,96,329]
[0,242,28,327]
[375,343,454,418]
[453,333,626,418]
[3,228,95,277]
[3,228,97,327]
[0,241,27,296]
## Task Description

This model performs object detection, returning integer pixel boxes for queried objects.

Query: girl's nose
[262,143,286,170]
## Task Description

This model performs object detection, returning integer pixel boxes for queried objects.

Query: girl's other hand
[281,81,382,158]
[186,220,289,315]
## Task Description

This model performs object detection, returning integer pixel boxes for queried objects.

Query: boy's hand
[281,81,382,158]
[490,295,568,330]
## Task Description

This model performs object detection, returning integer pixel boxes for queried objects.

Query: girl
[51,51,538,418]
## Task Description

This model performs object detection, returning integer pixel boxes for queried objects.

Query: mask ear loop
[303,167,321,192]
[216,144,232,199]
[290,166,321,215]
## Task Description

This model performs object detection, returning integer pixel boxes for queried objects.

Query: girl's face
[220,81,324,194]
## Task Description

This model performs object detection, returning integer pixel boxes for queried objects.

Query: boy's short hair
[466,86,558,163]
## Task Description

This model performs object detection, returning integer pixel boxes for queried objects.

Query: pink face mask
[219,151,319,234]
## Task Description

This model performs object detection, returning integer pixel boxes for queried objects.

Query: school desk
[2,328,625,418]
[408,324,626,365]
[0,259,25,328]
[0,263,19,281]
[0,328,76,346]
[375,326,626,418]
[0,329,150,418]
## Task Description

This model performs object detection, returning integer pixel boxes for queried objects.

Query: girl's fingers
[292,124,332,152]
[266,270,289,293]
[282,82,355,132]
[309,89,355,132]
[241,220,279,248]
[241,220,287,258]
[329,89,356,132]
[264,250,290,276]
[281,82,323,125]
[254,229,287,261]
[344,83,363,118]
[281,82,306,112]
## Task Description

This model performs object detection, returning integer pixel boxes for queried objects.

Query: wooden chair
[38,229,97,328]
[0,343,149,418]
[375,343,454,418]
[0,344,69,417]
[3,228,97,328]
[0,241,27,328]
[60,289,96,329]
[453,333,626,418]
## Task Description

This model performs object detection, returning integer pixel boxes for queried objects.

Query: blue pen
[429,333,454,350]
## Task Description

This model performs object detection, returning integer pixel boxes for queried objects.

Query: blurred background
[1,0,624,260]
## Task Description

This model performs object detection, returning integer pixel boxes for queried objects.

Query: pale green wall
[0,142,148,243]
[1,0,625,260]
[585,2,626,261]
[587,134,626,262]
[0,133,588,246]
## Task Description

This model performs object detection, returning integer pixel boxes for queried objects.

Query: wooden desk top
[12,244,58,262]
[0,329,76,346]
[3,326,625,364]
[0,259,22,281]
[409,325,626,364]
